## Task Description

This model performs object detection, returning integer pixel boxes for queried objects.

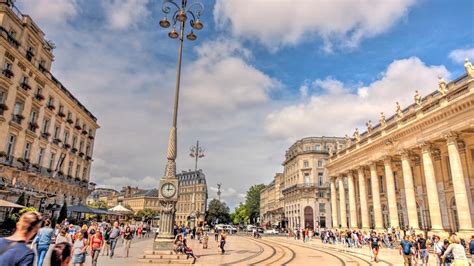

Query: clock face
[161,183,176,198]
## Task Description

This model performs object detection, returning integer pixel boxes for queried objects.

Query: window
[63,131,69,144]
[67,111,72,120]
[315,144,320,151]
[53,125,60,139]
[58,105,64,113]
[304,173,310,184]
[318,172,324,186]
[303,160,309,168]
[317,160,323,167]
[379,176,384,193]
[72,136,77,148]
[12,101,23,115]
[9,29,16,38]
[0,90,6,103]
[47,96,54,107]
[319,203,326,213]
[79,140,84,152]
[20,75,28,85]
[75,164,81,177]
[318,191,325,198]
[42,118,50,133]
[48,153,56,169]
[4,61,12,70]
[6,134,16,157]
[67,161,73,175]
[23,142,31,160]
[86,145,90,156]
[37,148,45,165]
[29,110,37,123]
[82,167,87,179]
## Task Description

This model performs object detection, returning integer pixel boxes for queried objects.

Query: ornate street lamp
[189,140,205,227]
[155,0,204,250]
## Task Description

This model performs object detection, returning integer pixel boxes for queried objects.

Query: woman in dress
[72,232,88,266]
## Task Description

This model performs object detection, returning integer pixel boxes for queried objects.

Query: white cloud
[101,0,150,30]
[449,48,474,64]
[214,0,416,51]
[264,57,449,140]
[17,0,78,27]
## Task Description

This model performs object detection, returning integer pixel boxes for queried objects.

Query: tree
[58,201,68,224]
[244,184,266,224]
[231,203,249,225]
[206,199,230,225]
[88,200,109,209]
[134,209,158,221]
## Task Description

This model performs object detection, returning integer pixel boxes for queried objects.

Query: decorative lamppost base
[153,237,175,250]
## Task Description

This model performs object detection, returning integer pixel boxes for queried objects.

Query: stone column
[420,143,443,231]
[383,157,399,228]
[445,134,473,231]
[330,177,338,228]
[370,162,384,229]
[338,176,347,228]
[347,171,358,228]
[357,167,370,229]
[400,151,419,230]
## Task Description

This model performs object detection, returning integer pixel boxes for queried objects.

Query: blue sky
[18,0,474,209]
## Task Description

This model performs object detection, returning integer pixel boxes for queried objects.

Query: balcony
[88,135,94,140]
[2,69,14,79]
[58,111,66,118]
[0,103,8,116]
[74,124,82,130]
[78,151,85,157]
[66,118,73,124]
[85,155,92,161]
[11,114,24,124]
[19,82,31,91]
[71,147,78,154]
[41,132,50,140]
[52,138,62,145]
[46,103,55,111]
[34,93,45,101]
[63,143,71,149]
[81,129,87,135]
[27,122,38,132]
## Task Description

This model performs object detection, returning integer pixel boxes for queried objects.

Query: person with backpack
[369,232,381,262]
[432,236,444,265]
[400,235,413,265]
[442,235,469,266]
[89,229,103,266]
[101,225,110,256]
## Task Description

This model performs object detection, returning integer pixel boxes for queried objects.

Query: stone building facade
[176,170,208,227]
[260,173,284,228]
[0,2,98,214]
[326,63,474,238]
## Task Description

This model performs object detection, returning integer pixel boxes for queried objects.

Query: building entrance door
[319,216,326,228]
[304,206,314,229]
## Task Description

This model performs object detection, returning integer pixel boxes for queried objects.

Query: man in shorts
[417,234,429,265]
[369,232,381,262]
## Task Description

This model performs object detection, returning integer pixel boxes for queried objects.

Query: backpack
[103,230,110,241]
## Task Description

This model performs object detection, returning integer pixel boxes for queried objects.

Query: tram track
[248,236,296,265]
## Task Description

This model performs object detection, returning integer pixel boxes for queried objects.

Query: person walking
[55,228,72,245]
[72,232,88,266]
[433,236,444,266]
[202,232,209,249]
[219,232,226,254]
[442,235,469,266]
[89,229,103,266]
[50,242,72,266]
[369,232,381,263]
[34,219,54,266]
[123,226,133,257]
[0,211,43,266]
[400,235,413,266]
[417,234,430,265]
[101,225,111,256]
[108,221,121,258]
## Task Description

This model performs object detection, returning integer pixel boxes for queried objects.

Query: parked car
[264,228,278,234]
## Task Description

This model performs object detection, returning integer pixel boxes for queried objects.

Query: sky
[16,0,474,209]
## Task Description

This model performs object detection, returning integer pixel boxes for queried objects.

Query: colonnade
[329,133,473,235]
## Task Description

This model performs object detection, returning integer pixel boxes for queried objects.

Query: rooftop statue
[366,120,373,133]
[345,134,352,147]
[353,128,360,142]
[414,90,422,106]
[396,102,403,118]
[465,58,474,78]
[438,76,448,95]
[379,112,386,127]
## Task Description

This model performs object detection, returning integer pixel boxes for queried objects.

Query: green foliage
[231,203,249,225]
[206,199,230,225]
[244,184,265,223]
[87,200,109,209]
[19,207,37,215]
[133,209,158,221]
[58,201,68,224]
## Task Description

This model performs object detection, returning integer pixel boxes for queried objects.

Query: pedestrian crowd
[0,211,154,266]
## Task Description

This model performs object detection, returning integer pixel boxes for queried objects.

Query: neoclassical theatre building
[326,62,474,237]
[0,2,99,215]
